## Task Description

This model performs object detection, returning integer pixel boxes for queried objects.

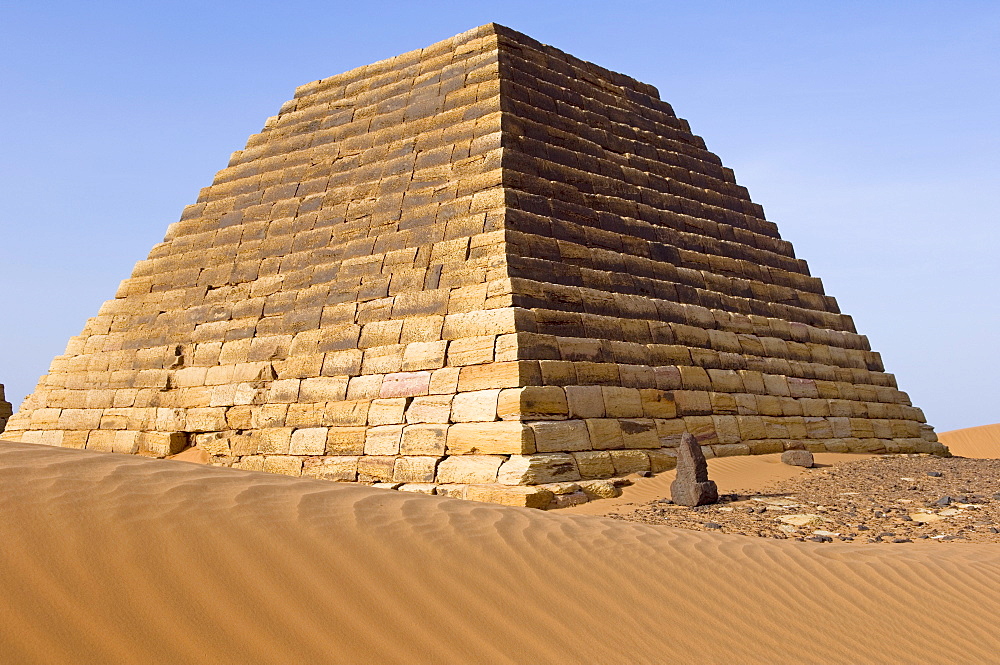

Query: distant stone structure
[4,24,945,507]
[0,385,11,433]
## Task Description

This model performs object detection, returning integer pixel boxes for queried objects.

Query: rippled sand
[1,440,998,664]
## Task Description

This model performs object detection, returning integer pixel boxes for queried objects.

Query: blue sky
[1,1,997,431]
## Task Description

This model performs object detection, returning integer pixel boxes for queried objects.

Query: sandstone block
[654,418,686,447]
[601,386,643,418]
[496,386,568,420]
[428,367,461,394]
[357,455,396,482]
[609,449,651,476]
[529,420,591,452]
[463,484,555,509]
[749,439,785,455]
[393,456,440,483]
[322,349,363,376]
[317,398,365,425]
[267,379,301,403]
[263,455,303,476]
[193,431,237,456]
[364,424,404,455]
[457,361,535,391]
[497,453,581,485]
[368,398,409,425]
[302,456,358,481]
[450,389,501,422]
[185,407,228,432]
[585,418,625,450]
[565,385,605,418]
[347,375,384,400]
[436,455,505,483]
[619,419,660,449]
[400,424,448,455]
[446,421,535,455]
[442,308,521,339]
[405,395,453,423]
[573,450,615,479]
[139,431,187,457]
[673,391,712,416]
[648,448,678,472]
[711,415,741,444]
[401,341,447,371]
[447,335,496,366]
[259,427,293,454]
[327,427,367,454]
[290,427,328,455]
[711,443,751,457]
[379,371,431,398]
[639,389,677,419]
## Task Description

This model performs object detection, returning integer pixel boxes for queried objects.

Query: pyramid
[6,24,944,507]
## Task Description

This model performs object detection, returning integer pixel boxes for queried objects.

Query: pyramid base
[6,429,948,508]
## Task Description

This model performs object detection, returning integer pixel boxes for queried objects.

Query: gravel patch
[612,454,1000,543]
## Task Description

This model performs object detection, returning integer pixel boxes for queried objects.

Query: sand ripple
[1,441,998,664]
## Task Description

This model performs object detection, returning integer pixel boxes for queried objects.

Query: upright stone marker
[670,432,718,506]
[5,24,946,506]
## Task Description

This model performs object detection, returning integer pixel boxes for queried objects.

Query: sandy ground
[939,422,1000,459]
[2,440,1000,664]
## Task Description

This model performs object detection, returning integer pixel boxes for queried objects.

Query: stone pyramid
[6,24,943,507]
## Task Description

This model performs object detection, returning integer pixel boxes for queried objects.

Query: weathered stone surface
[400,424,447,455]
[577,479,621,499]
[393,456,440,483]
[436,455,505,483]
[670,432,719,506]
[781,449,815,468]
[464,484,554,509]
[497,453,580,485]
[302,456,358,481]
[446,421,535,455]
[529,420,591,452]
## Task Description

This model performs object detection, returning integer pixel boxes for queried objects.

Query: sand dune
[938,423,1000,459]
[1,441,999,664]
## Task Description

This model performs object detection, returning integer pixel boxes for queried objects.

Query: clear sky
[1,1,997,432]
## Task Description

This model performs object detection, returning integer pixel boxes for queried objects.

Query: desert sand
[938,423,1000,459]
[2,440,999,664]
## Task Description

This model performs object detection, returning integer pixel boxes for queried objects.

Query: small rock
[892,538,912,543]
[704,522,722,530]
[857,525,869,531]
[926,471,943,477]
[781,450,814,468]
[936,496,953,506]
[989,527,999,534]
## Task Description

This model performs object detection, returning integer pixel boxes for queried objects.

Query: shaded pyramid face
[6,24,943,507]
